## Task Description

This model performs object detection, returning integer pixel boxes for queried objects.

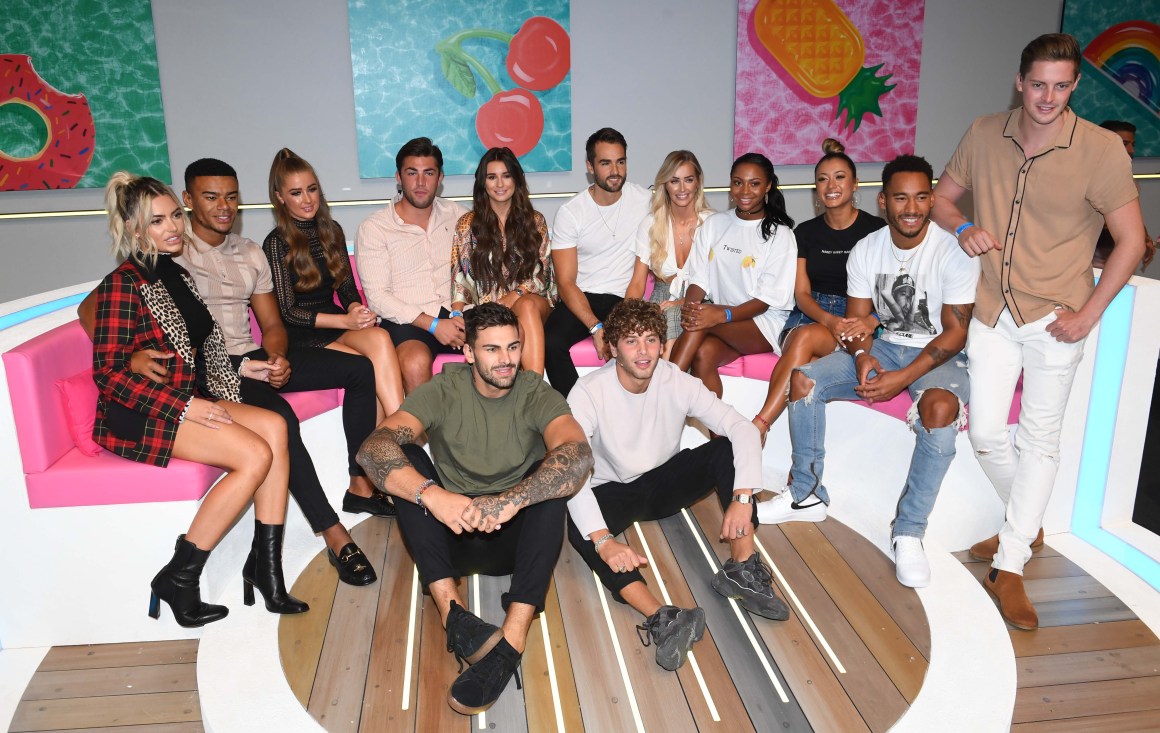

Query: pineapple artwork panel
[734,0,925,165]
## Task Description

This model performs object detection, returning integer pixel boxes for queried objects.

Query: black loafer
[342,488,397,517]
[327,543,377,586]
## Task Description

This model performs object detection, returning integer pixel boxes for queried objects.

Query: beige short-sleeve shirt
[943,108,1138,326]
[176,231,272,356]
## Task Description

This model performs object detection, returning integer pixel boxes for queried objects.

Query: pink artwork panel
[735,0,925,165]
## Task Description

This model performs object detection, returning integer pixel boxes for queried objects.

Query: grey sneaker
[712,553,790,620]
[636,605,706,671]
[445,601,503,669]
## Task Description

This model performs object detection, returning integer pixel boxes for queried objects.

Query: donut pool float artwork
[0,54,95,191]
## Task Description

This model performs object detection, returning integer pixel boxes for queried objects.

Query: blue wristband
[724,308,733,323]
[428,317,440,335]
[954,221,974,237]
[449,309,462,318]
[589,322,603,334]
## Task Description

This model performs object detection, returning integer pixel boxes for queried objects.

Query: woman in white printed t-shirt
[670,152,797,397]
[624,150,714,360]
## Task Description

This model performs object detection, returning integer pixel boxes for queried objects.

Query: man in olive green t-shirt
[356,302,593,716]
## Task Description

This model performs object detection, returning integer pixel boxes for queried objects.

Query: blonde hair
[647,150,711,277]
[104,172,187,267]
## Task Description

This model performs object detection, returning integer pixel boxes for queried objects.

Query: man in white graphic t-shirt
[545,127,651,396]
[757,155,981,589]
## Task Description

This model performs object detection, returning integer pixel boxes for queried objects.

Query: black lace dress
[263,218,363,349]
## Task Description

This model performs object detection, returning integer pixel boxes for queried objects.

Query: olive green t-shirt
[399,363,571,496]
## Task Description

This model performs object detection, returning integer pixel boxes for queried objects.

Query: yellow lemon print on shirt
[741,255,757,268]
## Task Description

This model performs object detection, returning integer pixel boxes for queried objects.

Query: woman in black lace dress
[263,148,404,424]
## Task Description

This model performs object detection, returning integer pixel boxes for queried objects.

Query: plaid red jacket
[92,257,240,466]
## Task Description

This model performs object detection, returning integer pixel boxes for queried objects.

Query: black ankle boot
[242,520,309,614]
[149,535,229,628]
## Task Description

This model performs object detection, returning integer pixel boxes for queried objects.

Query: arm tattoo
[922,345,954,367]
[472,441,594,520]
[355,425,417,491]
[950,303,974,330]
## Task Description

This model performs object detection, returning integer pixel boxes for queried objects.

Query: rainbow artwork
[1063,2,1160,157]
[1082,20,1160,116]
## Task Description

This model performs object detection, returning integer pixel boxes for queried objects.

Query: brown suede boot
[984,568,1038,630]
[968,528,1045,562]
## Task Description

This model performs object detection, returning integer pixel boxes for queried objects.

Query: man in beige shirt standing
[932,34,1145,630]
[355,137,468,392]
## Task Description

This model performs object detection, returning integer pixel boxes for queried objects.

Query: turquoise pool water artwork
[1,0,170,190]
[348,0,571,178]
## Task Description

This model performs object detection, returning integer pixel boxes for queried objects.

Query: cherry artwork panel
[734,0,925,165]
[348,0,572,177]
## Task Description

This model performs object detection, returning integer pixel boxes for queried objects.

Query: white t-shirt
[566,360,764,538]
[846,222,980,348]
[552,182,651,295]
[632,210,713,299]
[686,210,797,352]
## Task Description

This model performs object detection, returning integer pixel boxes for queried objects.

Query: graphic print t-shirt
[846,223,980,348]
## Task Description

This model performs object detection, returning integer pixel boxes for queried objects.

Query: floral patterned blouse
[450,210,556,306]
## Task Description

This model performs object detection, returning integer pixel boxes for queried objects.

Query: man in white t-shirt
[545,127,651,395]
[567,299,786,671]
[758,156,981,588]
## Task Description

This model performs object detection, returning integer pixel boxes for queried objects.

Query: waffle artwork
[734,0,925,165]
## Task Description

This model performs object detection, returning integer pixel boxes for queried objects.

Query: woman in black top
[752,139,885,442]
[264,148,404,423]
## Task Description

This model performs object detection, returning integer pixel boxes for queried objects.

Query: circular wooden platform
[278,497,932,732]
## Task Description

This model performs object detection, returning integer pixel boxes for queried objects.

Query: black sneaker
[636,605,706,671]
[447,637,522,715]
[446,600,503,668]
[711,553,790,620]
[342,488,397,517]
[327,543,377,586]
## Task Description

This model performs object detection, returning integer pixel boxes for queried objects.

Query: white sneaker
[893,536,931,588]
[756,490,827,525]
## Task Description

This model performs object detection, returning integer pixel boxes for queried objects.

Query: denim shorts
[778,292,847,348]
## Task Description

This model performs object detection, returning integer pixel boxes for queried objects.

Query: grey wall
[2,0,1156,301]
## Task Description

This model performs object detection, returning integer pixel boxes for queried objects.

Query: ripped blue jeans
[786,338,970,539]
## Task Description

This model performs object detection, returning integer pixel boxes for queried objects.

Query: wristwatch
[732,493,753,504]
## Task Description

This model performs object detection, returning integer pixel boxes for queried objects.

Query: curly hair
[604,299,667,347]
[469,147,544,294]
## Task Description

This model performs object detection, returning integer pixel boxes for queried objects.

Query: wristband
[449,310,462,318]
[954,221,974,238]
[724,308,733,323]
[428,317,440,335]
[589,322,604,335]
[237,356,250,378]
[177,400,191,424]
[414,479,436,514]
[853,348,867,358]
[593,533,615,551]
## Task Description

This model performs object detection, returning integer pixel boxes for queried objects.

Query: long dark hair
[469,147,543,294]
[268,148,348,292]
[731,152,794,241]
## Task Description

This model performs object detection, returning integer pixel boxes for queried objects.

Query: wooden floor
[8,639,202,733]
[278,496,932,732]
[955,546,1160,732]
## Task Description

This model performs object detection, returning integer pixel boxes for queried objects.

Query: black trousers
[543,292,624,396]
[567,438,758,600]
[395,444,566,613]
[233,346,376,533]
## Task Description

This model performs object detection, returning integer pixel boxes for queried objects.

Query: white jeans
[966,309,1086,575]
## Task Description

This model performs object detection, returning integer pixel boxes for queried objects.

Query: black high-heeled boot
[148,535,229,628]
[242,520,309,614]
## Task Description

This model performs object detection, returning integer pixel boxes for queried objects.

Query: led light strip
[679,509,790,704]
[633,522,720,722]
[401,564,420,710]
[752,536,846,674]
[594,570,647,733]
[539,613,567,733]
